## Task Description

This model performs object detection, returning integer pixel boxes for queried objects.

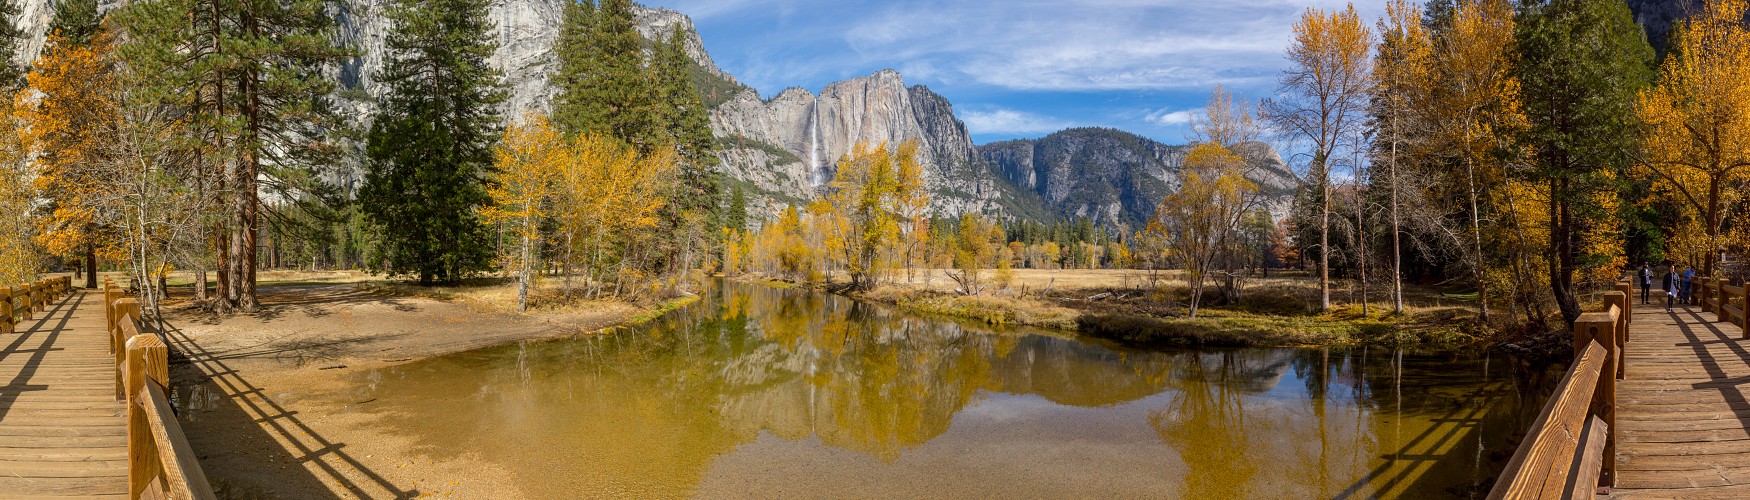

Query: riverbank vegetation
[0,0,1738,357]
[723,0,1750,352]
[0,0,725,321]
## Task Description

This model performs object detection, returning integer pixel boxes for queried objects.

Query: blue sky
[645,0,1385,146]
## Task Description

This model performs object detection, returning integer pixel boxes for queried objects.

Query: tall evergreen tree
[654,29,716,167]
[114,0,346,311]
[651,27,721,270]
[550,0,595,135]
[48,0,101,47]
[551,0,657,145]
[1515,0,1654,327]
[359,0,506,284]
[726,184,748,231]
[0,0,24,89]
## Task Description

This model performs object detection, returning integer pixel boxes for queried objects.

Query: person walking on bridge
[1683,265,1697,305]
[1641,262,1653,304]
[1664,263,1680,312]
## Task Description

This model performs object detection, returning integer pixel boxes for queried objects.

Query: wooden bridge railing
[0,276,71,332]
[1698,277,1750,339]
[103,280,216,500]
[1488,283,1631,499]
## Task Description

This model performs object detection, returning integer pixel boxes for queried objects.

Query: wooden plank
[1490,342,1607,499]
[0,476,127,496]
[0,459,130,477]
[1566,415,1608,499]
[142,383,216,500]
[0,447,129,461]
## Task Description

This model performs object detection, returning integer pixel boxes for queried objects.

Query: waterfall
[809,102,823,187]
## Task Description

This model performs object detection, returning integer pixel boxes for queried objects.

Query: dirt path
[159,284,642,499]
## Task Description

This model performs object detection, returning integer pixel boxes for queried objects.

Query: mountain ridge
[6,1,1297,228]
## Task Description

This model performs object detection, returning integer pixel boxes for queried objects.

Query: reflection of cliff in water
[697,282,1256,460]
[341,281,1548,498]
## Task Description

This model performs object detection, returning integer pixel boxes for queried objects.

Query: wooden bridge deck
[0,291,127,497]
[1615,301,1750,498]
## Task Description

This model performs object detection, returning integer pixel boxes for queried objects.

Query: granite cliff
[7,1,1295,228]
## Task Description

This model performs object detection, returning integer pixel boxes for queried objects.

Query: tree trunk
[1549,178,1581,328]
[1465,155,1488,322]
[232,19,263,312]
[1357,190,1368,317]
[1319,158,1332,311]
[1389,118,1403,314]
[1705,178,1722,276]
[84,242,97,289]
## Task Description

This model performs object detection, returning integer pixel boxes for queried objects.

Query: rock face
[980,128,1295,228]
[326,2,717,118]
[8,1,1297,228]
[9,1,721,120]
[1626,0,1750,54]
[711,69,1004,217]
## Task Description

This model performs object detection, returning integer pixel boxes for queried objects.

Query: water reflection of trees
[352,282,1550,498]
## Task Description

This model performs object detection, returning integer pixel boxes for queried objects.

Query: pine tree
[0,0,24,89]
[359,0,506,284]
[726,184,748,231]
[551,0,656,146]
[650,27,721,274]
[48,0,100,47]
[1516,0,1654,327]
[550,0,595,135]
[113,0,346,310]
[654,29,717,167]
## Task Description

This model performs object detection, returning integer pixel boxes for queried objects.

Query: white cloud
[1147,107,1204,126]
[961,108,1072,135]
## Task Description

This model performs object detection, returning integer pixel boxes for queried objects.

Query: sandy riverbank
[153,276,651,499]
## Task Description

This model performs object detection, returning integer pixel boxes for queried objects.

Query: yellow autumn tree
[813,141,923,290]
[18,31,121,282]
[944,212,1003,296]
[1430,0,1524,321]
[1147,143,1259,318]
[550,134,677,299]
[0,96,35,284]
[1372,0,1435,314]
[1263,4,1371,312]
[484,114,563,311]
[1636,0,1750,275]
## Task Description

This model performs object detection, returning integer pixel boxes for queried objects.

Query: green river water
[332,281,1556,499]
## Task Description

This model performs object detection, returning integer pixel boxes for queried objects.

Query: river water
[338,281,1557,499]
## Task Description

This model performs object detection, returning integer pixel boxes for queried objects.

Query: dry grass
[858,287,1080,330]
[802,268,1490,348]
[357,277,662,322]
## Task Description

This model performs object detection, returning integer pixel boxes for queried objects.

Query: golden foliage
[1147,143,1259,318]
[484,114,564,309]
[1635,0,1750,255]
[17,31,121,263]
[0,97,36,284]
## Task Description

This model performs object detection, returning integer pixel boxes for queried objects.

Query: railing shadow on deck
[0,293,82,423]
[154,319,419,499]
[1671,307,1750,413]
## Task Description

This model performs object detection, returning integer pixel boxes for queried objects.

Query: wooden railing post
[1576,308,1619,488]
[1700,277,1713,313]
[1605,291,1628,380]
[22,282,33,320]
[125,331,168,499]
[112,297,138,401]
[0,286,11,334]
[1718,284,1731,324]
[1741,283,1749,340]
